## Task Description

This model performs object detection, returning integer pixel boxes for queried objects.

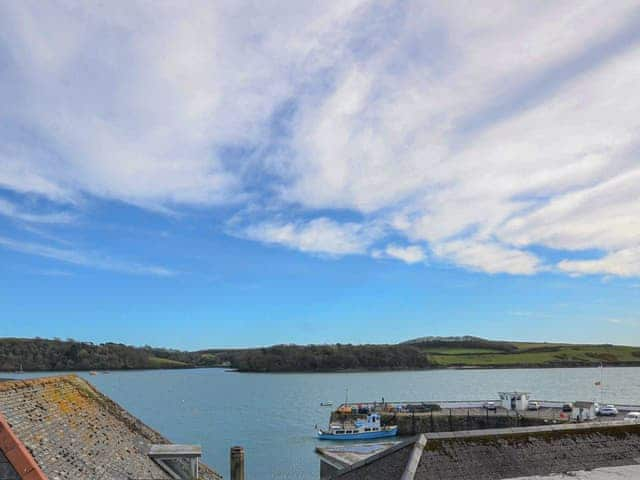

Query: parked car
[598,405,618,416]
[527,401,540,411]
[562,403,573,412]
[483,401,497,411]
[624,412,640,422]
[405,403,441,413]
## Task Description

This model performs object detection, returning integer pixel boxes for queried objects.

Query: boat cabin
[498,391,530,411]
[355,413,382,431]
[572,401,596,421]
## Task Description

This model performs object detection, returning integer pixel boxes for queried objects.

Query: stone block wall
[416,428,640,480]
[331,410,549,435]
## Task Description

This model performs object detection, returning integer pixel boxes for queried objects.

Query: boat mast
[595,362,604,404]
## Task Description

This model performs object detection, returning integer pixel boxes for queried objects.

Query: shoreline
[231,362,640,374]
[5,362,640,375]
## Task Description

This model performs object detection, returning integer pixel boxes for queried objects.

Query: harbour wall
[330,410,551,436]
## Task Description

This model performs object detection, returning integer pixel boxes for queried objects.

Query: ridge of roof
[0,374,222,480]
[422,419,640,442]
[332,435,420,478]
[0,413,47,480]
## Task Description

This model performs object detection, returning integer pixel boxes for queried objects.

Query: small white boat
[320,401,333,407]
[317,413,398,440]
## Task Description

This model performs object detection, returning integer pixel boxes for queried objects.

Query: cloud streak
[0,198,74,224]
[0,235,174,276]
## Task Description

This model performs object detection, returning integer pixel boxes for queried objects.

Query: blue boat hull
[317,427,398,441]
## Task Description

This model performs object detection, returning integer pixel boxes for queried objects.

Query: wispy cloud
[31,269,74,277]
[432,241,541,275]
[0,235,175,276]
[605,318,639,327]
[373,244,426,264]
[0,198,74,224]
[558,247,640,277]
[1,1,639,276]
[242,218,381,257]
[508,311,554,319]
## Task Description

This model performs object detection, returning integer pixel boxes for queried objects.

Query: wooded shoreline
[3,336,640,373]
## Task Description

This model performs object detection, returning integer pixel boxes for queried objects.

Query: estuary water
[12,367,640,479]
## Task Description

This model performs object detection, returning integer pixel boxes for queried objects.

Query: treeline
[406,338,518,352]
[218,344,432,372]
[0,338,203,371]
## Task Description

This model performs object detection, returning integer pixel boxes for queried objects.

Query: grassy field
[427,343,640,368]
[418,347,505,355]
[147,356,191,368]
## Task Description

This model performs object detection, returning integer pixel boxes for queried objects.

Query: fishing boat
[317,413,398,440]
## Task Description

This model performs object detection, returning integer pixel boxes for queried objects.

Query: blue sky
[1,1,640,349]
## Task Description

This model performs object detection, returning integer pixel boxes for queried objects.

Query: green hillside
[2,336,640,372]
[203,337,640,372]
[425,341,640,368]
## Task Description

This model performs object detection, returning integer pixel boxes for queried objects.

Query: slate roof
[0,375,221,480]
[330,422,640,480]
[0,450,19,480]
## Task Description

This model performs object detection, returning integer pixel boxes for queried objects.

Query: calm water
[12,367,640,479]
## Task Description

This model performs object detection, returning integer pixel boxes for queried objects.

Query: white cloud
[242,218,380,257]
[433,241,542,275]
[558,247,640,277]
[0,0,366,207]
[605,317,639,327]
[270,1,640,275]
[1,1,640,276]
[0,235,174,276]
[374,244,426,264]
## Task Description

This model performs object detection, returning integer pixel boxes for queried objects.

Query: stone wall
[331,410,549,436]
[329,422,640,480]
[416,426,640,480]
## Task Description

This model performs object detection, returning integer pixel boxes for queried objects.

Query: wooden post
[230,446,245,480]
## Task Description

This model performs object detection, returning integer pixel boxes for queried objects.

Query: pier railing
[337,400,640,412]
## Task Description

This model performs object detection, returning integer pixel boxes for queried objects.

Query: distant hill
[2,336,640,372]
[206,338,640,372]
[402,335,488,344]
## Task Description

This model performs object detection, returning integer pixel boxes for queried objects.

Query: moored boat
[317,413,398,440]
[320,401,334,407]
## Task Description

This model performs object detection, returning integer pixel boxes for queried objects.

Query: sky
[1,1,640,350]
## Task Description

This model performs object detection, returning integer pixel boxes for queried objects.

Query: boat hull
[317,427,398,441]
